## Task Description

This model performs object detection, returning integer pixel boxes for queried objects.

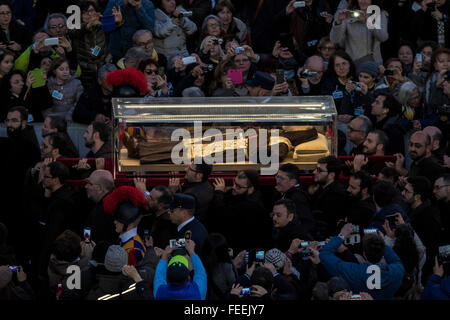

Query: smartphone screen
[158,66,165,77]
[255,250,264,262]
[276,69,285,84]
[83,228,91,243]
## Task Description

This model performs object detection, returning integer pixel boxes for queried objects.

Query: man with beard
[308,156,348,237]
[403,176,441,285]
[1,107,40,255]
[345,170,375,229]
[83,121,112,158]
[346,115,372,155]
[349,130,389,176]
[273,164,315,236]
[84,169,117,244]
[272,199,313,253]
[391,131,444,185]
[41,115,79,157]
[209,171,271,252]
[297,55,325,96]
[434,175,450,245]
[169,161,214,225]
[133,182,176,249]
[423,126,446,166]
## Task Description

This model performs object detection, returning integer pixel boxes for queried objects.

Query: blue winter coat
[319,236,405,300]
[422,275,450,300]
[103,0,155,58]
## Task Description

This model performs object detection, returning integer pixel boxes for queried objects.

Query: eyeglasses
[187,166,201,173]
[137,40,153,47]
[44,175,54,179]
[49,24,66,30]
[144,69,158,75]
[434,185,450,190]
[314,167,328,173]
[0,11,11,16]
[275,174,287,181]
[348,126,364,133]
[233,180,249,190]
[208,23,220,28]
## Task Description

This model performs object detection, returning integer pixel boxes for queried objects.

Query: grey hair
[201,15,224,34]
[124,47,149,65]
[98,63,118,80]
[199,35,225,59]
[45,13,67,31]
[397,81,418,106]
[356,115,372,135]
[132,29,153,45]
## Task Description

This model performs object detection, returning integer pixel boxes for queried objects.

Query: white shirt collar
[177,216,195,232]
[119,227,137,243]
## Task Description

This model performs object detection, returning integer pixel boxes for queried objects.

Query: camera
[317,241,327,249]
[234,47,245,55]
[300,241,309,248]
[9,266,19,273]
[213,38,223,45]
[300,69,318,78]
[444,70,450,81]
[301,249,313,260]
[350,10,361,18]
[427,2,436,11]
[437,104,450,116]
[384,69,394,76]
[385,214,398,225]
[169,238,186,248]
[179,11,193,18]
[241,287,251,296]
[202,64,214,72]
[351,81,362,91]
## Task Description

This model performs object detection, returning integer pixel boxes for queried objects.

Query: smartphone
[244,252,249,264]
[144,229,150,241]
[169,238,186,248]
[184,230,192,240]
[293,1,306,8]
[351,294,361,299]
[158,66,165,77]
[182,56,197,65]
[227,69,243,85]
[241,287,251,296]
[350,10,361,18]
[385,214,397,225]
[416,53,423,63]
[44,37,59,47]
[255,250,265,263]
[83,227,91,243]
[300,241,309,248]
[276,69,285,84]
[364,228,378,234]
[9,266,19,273]
[234,47,245,55]
[30,68,46,88]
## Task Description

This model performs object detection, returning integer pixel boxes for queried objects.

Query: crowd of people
[1,0,450,301]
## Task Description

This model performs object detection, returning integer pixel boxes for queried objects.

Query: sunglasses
[144,69,158,75]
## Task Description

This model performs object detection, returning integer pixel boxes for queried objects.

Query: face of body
[420,46,433,67]
[162,0,176,14]
[135,32,154,56]
[217,6,232,26]
[304,57,324,84]
[319,43,336,61]
[144,63,159,86]
[40,57,52,74]
[234,54,251,73]
[434,177,450,202]
[275,170,297,193]
[184,163,201,183]
[83,124,95,149]
[334,56,350,78]
[147,188,164,211]
[434,53,450,72]
[314,163,330,185]
[169,207,187,225]
[371,95,387,118]
[358,72,375,87]
[231,174,251,196]
[54,62,70,83]
[47,17,67,38]
[85,173,103,203]
[402,182,416,205]
[42,116,57,137]
[41,135,56,159]
[42,166,57,190]
[6,110,25,137]
[0,5,12,26]
[347,176,362,200]
[398,45,414,66]
[81,5,97,23]
[206,18,221,37]
[408,88,421,108]
[0,54,14,75]
[347,117,366,145]
[408,132,429,161]
[363,132,381,155]
[114,220,124,234]
[358,0,372,11]
[10,74,24,95]
[272,204,294,228]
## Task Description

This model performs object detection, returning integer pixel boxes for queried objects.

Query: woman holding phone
[330,0,388,66]
[138,58,173,97]
[0,0,29,55]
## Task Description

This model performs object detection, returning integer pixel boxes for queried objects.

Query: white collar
[119,227,137,243]
[177,216,195,232]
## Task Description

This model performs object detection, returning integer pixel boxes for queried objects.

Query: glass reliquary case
[112,96,337,176]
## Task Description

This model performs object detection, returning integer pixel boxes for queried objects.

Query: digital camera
[179,11,193,18]
[300,69,318,77]
[234,47,245,55]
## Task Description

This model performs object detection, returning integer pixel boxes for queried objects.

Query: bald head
[303,55,324,84]
[422,126,442,151]
[86,170,115,203]
[409,131,431,161]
